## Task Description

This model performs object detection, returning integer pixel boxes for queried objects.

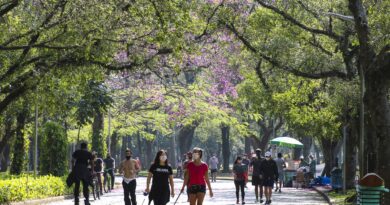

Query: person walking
[259,151,278,205]
[274,153,286,193]
[250,148,264,203]
[145,150,175,205]
[72,142,94,205]
[93,152,104,195]
[182,152,193,202]
[119,148,140,205]
[176,158,183,178]
[242,154,250,187]
[208,154,219,182]
[299,156,309,168]
[309,155,316,178]
[103,153,115,190]
[233,156,248,204]
[181,147,213,205]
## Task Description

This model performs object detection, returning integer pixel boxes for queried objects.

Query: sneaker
[260,199,264,203]
[242,201,245,204]
[275,188,278,192]
[268,200,272,204]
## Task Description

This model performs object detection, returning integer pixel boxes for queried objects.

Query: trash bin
[356,173,389,205]
[331,167,342,190]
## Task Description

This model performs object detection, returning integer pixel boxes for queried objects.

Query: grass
[327,189,356,204]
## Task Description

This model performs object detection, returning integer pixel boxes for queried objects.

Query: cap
[265,151,271,157]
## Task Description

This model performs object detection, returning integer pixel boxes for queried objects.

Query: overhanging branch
[226,22,348,80]
[255,0,341,40]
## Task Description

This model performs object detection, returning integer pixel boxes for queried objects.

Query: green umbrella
[270,137,304,148]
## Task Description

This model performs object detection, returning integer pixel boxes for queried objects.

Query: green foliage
[75,80,113,127]
[0,175,72,204]
[39,121,68,176]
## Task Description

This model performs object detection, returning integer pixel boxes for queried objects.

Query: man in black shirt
[259,151,278,205]
[250,148,264,203]
[103,153,115,190]
[72,142,94,205]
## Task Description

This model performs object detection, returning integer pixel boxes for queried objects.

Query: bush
[39,121,68,176]
[0,174,72,204]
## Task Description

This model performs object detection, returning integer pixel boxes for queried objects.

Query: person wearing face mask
[182,152,193,202]
[259,151,278,205]
[250,148,264,203]
[119,148,140,205]
[233,156,248,204]
[181,147,213,205]
[145,150,175,205]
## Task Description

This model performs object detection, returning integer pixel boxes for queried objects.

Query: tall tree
[10,103,29,174]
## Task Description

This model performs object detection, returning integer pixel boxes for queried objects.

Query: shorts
[252,175,263,186]
[263,178,275,187]
[210,169,218,173]
[278,171,284,181]
[188,184,206,194]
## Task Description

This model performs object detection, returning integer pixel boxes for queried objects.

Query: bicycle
[91,173,101,200]
[103,168,113,193]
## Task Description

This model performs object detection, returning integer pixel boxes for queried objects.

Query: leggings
[234,180,245,201]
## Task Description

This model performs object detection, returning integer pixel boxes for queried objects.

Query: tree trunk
[301,136,312,160]
[345,117,359,189]
[137,133,143,164]
[253,118,284,152]
[221,125,230,173]
[314,142,321,164]
[0,114,13,172]
[145,139,154,167]
[244,136,251,154]
[10,105,28,175]
[169,134,176,168]
[0,144,10,172]
[320,137,339,177]
[293,148,302,160]
[110,131,119,157]
[364,72,390,202]
[92,110,105,157]
[348,0,390,202]
[177,124,197,156]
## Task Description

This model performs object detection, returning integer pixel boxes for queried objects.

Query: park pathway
[47,177,328,205]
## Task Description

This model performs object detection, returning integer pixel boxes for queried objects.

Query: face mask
[193,153,200,160]
[160,155,167,161]
[126,156,131,160]
[266,157,270,160]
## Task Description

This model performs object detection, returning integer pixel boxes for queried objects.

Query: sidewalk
[40,177,329,205]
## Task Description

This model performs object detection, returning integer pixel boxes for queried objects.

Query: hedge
[0,175,72,204]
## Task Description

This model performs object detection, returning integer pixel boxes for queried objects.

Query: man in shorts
[274,153,286,193]
[250,148,264,203]
[208,154,219,182]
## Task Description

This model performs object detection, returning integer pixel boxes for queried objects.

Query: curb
[312,186,333,205]
[10,184,122,205]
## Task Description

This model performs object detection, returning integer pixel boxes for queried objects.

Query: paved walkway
[47,177,327,205]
